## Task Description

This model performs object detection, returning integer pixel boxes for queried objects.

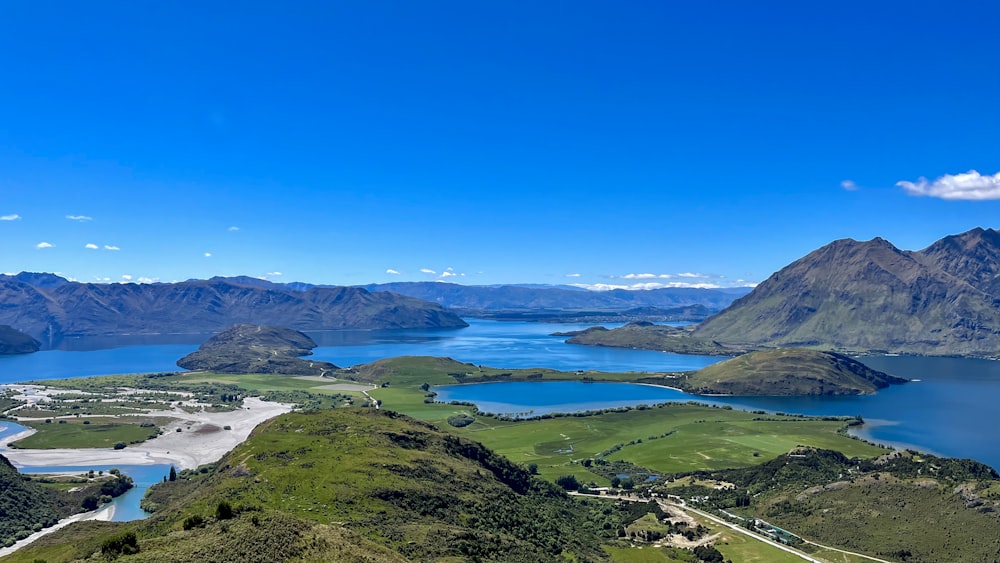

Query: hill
[9,409,617,562]
[0,274,467,347]
[176,324,338,375]
[694,227,1000,356]
[563,322,748,356]
[0,326,39,355]
[677,349,908,396]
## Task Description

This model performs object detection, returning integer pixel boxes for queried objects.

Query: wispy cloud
[1,214,21,221]
[676,272,706,278]
[121,274,133,281]
[265,271,282,277]
[85,243,99,250]
[228,226,240,232]
[623,273,657,279]
[565,273,581,278]
[36,241,54,249]
[440,271,458,278]
[841,180,859,191]
[137,276,158,284]
[204,252,212,257]
[419,268,436,274]
[66,214,93,221]
[898,170,1000,200]
[386,268,401,275]
[104,245,120,251]
[571,281,724,291]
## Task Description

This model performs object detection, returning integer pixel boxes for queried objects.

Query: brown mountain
[694,227,1000,356]
[0,274,467,347]
[177,324,338,375]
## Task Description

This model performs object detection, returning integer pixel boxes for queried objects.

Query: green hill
[8,409,615,562]
[176,324,338,375]
[677,348,907,395]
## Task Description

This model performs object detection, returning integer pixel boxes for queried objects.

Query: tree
[555,475,580,491]
[610,476,621,488]
[168,465,177,482]
[527,463,539,475]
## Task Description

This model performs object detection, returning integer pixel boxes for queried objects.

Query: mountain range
[0,274,467,348]
[694,227,1000,356]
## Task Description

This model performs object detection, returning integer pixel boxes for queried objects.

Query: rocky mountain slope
[176,324,339,375]
[0,274,467,347]
[694,227,1000,356]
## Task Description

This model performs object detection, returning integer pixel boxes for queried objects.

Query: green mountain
[694,227,1000,356]
[0,455,61,547]
[0,326,39,355]
[176,324,339,375]
[677,348,907,395]
[9,409,614,562]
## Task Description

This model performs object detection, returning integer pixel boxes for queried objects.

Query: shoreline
[4,397,294,471]
[0,502,115,558]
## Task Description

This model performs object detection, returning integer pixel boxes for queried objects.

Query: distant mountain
[0,325,40,355]
[694,227,1000,356]
[563,322,747,356]
[678,349,908,396]
[358,282,750,311]
[177,324,338,375]
[0,274,467,347]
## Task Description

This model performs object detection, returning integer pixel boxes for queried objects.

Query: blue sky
[2,1,999,289]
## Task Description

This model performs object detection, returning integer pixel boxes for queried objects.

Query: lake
[1,319,999,479]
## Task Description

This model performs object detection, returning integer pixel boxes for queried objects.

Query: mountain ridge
[694,227,1000,355]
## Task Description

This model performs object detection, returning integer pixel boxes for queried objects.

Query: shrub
[113,442,126,450]
[446,414,475,428]
[556,474,580,491]
[101,532,139,557]
[216,501,234,520]
[182,514,205,530]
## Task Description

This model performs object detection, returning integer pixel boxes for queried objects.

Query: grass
[603,545,693,562]
[179,372,368,395]
[11,418,162,449]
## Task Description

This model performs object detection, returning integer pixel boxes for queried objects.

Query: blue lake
[1,319,999,478]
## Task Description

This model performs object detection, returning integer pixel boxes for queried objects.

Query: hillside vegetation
[676,349,908,396]
[176,324,338,375]
[7,409,618,562]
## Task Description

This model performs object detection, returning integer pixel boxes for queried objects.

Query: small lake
[436,354,1000,470]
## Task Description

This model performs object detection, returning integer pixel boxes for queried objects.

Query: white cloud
[898,170,1000,200]
[228,226,240,231]
[137,276,158,284]
[204,252,212,257]
[1,214,21,221]
[35,241,54,249]
[841,180,859,191]
[121,274,133,281]
[85,243,99,250]
[623,273,657,279]
[95,276,111,282]
[104,245,120,251]
[66,214,92,221]
[658,274,674,279]
[386,269,401,275]
[440,271,457,278]
[419,268,436,274]
[265,271,282,277]
[676,272,705,278]
[565,273,581,278]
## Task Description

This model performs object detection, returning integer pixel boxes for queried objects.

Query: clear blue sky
[2,1,999,289]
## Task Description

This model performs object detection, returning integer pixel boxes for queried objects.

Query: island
[176,324,339,375]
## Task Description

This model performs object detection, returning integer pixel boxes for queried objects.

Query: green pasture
[12,418,164,449]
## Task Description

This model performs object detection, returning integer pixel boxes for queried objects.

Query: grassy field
[12,418,163,449]
[178,372,371,396]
